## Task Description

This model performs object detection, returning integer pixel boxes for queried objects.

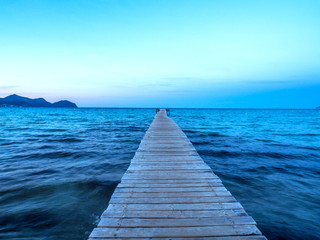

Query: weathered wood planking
[89,109,266,240]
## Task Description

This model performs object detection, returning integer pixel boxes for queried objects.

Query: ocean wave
[0,180,118,239]
[201,132,227,137]
[191,140,212,145]
[184,129,198,134]
[198,149,312,160]
[42,128,67,132]
[125,126,145,131]
[45,137,84,143]
[11,150,95,161]
[272,132,320,137]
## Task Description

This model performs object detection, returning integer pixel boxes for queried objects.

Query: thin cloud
[0,85,19,90]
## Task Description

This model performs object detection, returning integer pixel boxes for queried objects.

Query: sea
[0,108,319,240]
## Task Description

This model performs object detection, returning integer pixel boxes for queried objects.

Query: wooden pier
[89,109,266,239]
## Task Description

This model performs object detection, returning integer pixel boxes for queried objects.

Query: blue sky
[0,0,319,108]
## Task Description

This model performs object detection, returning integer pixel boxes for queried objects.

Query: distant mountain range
[317,106,320,110]
[0,94,77,108]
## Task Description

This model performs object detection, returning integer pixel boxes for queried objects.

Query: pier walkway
[89,109,266,239]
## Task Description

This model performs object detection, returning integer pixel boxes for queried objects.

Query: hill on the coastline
[0,94,77,108]
[317,106,320,109]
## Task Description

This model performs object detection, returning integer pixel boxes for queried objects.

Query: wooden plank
[132,158,204,162]
[137,147,196,151]
[107,202,243,211]
[89,225,261,238]
[138,145,194,148]
[139,142,194,145]
[129,162,207,166]
[128,165,210,168]
[114,187,227,193]
[112,191,231,198]
[125,172,215,176]
[121,176,219,180]
[97,216,257,227]
[122,172,218,177]
[117,182,224,188]
[134,152,199,156]
[130,161,205,164]
[132,155,203,160]
[135,150,197,153]
[109,196,236,204]
[89,236,267,240]
[101,209,248,218]
[119,179,222,184]
[132,156,203,160]
[127,169,212,172]
[109,195,235,203]
[129,166,208,169]
[127,166,212,171]
[139,142,194,146]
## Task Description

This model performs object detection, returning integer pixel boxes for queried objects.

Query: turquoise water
[0,108,319,239]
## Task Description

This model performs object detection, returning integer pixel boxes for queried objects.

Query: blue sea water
[0,108,319,240]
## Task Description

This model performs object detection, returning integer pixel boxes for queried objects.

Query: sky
[0,0,319,108]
